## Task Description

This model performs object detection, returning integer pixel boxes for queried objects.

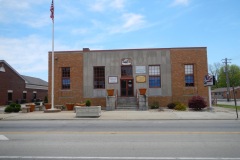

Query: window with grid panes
[185,64,194,86]
[62,67,70,89]
[94,66,105,89]
[149,65,161,88]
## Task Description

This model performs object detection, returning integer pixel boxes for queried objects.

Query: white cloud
[0,35,50,75]
[90,0,105,12]
[108,13,146,34]
[0,0,50,28]
[171,0,190,6]
[122,13,145,29]
[110,0,125,10]
[90,0,126,12]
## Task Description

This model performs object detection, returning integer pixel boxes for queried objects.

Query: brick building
[211,86,240,99]
[48,47,209,109]
[0,60,48,105]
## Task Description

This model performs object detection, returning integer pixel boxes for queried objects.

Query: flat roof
[49,47,207,54]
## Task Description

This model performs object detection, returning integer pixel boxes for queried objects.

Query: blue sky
[0,0,239,81]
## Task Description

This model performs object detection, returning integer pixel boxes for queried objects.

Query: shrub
[4,103,21,113]
[85,100,91,107]
[167,102,181,109]
[10,103,17,108]
[150,101,159,109]
[174,103,187,111]
[167,103,176,109]
[188,96,207,110]
[4,106,13,113]
[44,96,48,103]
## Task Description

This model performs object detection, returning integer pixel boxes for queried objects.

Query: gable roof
[21,75,48,90]
[0,60,48,90]
[0,60,26,82]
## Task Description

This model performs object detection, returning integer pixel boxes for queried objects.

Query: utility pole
[222,58,231,102]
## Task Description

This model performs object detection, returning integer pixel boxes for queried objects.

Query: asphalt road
[0,120,240,160]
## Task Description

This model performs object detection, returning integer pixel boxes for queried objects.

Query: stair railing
[136,89,139,110]
[115,89,118,110]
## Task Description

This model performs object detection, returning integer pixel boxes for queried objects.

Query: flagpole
[51,17,54,110]
[50,0,54,110]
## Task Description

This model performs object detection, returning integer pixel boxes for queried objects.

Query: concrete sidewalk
[0,106,238,120]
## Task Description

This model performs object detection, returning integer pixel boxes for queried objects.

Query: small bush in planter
[44,96,48,103]
[85,100,91,107]
[174,103,187,111]
[188,96,207,110]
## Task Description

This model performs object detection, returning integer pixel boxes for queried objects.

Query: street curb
[1,118,238,121]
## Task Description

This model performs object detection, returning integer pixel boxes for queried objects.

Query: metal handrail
[115,89,118,110]
[136,89,139,110]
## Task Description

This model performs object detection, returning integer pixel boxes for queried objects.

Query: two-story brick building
[0,60,48,105]
[48,47,209,110]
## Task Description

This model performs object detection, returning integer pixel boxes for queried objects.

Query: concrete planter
[75,106,101,117]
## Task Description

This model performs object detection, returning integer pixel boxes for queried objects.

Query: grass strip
[216,104,240,110]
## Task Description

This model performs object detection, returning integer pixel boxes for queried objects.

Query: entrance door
[121,79,134,96]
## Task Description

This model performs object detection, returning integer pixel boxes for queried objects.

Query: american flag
[50,0,54,21]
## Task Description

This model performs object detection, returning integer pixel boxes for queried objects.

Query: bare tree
[208,62,223,88]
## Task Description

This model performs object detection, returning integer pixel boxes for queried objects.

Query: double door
[121,79,134,96]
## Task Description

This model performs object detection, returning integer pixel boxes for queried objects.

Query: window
[149,65,161,88]
[23,93,27,99]
[94,66,105,89]
[8,93,12,101]
[185,64,194,86]
[121,66,132,76]
[62,67,70,89]
[33,93,37,99]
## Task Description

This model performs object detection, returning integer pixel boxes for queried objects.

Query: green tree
[218,64,240,87]
[218,64,240,118]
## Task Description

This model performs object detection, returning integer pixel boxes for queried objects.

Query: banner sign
[204,74,215,86]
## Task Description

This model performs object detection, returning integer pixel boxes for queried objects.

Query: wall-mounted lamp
[0,64,6,72]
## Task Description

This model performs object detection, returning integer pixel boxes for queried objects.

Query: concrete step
[116,106,138,110]
[117,97,137,105]
[117,97,138,110]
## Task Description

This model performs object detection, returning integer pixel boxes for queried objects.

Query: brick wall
[170,48,209,105]
[0,62,48,105]
[49,47,209,108]
[48,51,84,106]
[0,62,25,105]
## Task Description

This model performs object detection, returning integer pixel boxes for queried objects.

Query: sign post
[204,74,215,111]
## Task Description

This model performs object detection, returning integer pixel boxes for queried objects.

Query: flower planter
[26,104,35,112]
[107,89,114,96]
[44,103,51,110]
[139,88,147,95]
[66,103,75,110]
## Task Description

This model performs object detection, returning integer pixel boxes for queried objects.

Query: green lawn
[216,104,240,110]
